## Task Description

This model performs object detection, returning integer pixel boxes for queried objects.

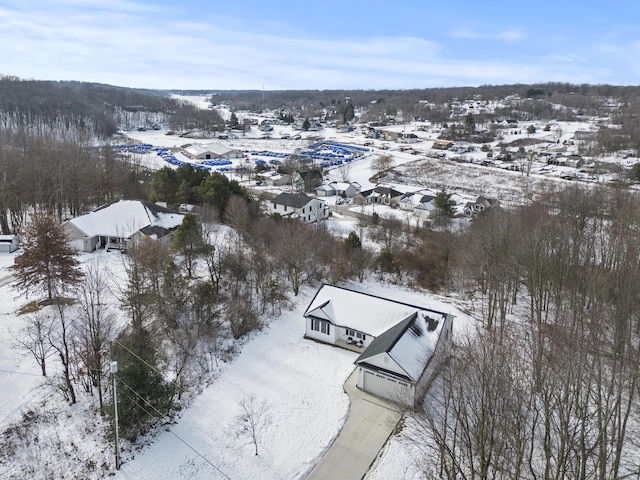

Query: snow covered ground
[0,244,475,480]
[2,99,621,479]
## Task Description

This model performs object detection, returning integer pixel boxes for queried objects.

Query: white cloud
[0,2,630,89]
[449,26,527,41]
[548,53,585,63]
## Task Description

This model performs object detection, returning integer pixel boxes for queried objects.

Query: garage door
[362,369,412,405]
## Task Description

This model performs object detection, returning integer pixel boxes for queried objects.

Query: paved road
[304,369,404,480]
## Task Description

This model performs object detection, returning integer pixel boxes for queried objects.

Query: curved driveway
[304,369,404,480]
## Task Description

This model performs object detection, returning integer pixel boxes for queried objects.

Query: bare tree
[236,397,271,456]
[371,154,394,176]
[13,311,55,376]
[49,301,77,404]
[74,259,115,413]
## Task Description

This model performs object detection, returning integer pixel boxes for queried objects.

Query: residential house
[463,196,500,216]
[315,184,336,197]
[399,192,433,211]
[353,185,404,207]
[381,131,398,142]
[329,182,362,198]
[398,133,420,144]
[304,284,454,407]
[270,193,329,223]
[432,139,454,150]
[399,192,436,218]
[256,171,292,187]
[0,235,18,253]
[63,199,185,252]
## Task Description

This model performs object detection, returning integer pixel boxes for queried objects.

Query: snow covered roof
[184,143,236,157]
[355,311,444,381]
[271,192,315,209]
[401,192,434,207]
[316,184,336,193]
[304,284,447,338]
[66,199,185,238]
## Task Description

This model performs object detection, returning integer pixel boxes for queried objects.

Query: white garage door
[69,239,85,252]
[362,369,412,405]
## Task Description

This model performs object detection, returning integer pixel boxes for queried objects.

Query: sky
[1,0,639,91]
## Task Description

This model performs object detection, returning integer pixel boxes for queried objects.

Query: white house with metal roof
[63,199,185,252]
[304,284,453,407]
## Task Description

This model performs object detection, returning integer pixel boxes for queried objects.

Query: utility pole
[111,358,121,470]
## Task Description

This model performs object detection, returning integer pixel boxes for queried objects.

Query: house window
[284,205,288,212]
[311,318,330,335]
[346,329,366,341]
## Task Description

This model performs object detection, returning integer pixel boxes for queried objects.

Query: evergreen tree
[112,327,173,441]
[433,190,456,218]
[229,111,239,129]
[344,231,362,249]
[151,167,179,205]
[199,171,247,218]
[12,214,83,300]
[172,213,203,278]
[342,102,355,123]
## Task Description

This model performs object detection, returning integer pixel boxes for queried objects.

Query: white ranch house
[304,284,453,407]
[270,193,329,223]
[315,181,362,198]
[63,199,185,252]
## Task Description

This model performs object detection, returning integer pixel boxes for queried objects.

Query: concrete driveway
[304,369,404,480]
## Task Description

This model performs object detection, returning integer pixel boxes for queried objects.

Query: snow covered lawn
[114,287,357,480]
[0,243,475,480]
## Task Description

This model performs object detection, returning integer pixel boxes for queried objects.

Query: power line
[112,338,196,401]
[112,339,223,429]
[116,376,232,480]
[113,339,160,376]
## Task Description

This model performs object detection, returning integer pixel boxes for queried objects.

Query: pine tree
[229,111,240,129]
[344,231,362,249]
[113,328,173,441]
[172,213,203,278]
[12,214,83,301]
[433,190,456,219]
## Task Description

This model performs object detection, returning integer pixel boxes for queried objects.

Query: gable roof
[271,192,314,209]
[184,143,236,157]
[67,199,184,238]
[401,192,434,207]
[304,284,446,338]
[355,311,443,381]
[359,186,404,199]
